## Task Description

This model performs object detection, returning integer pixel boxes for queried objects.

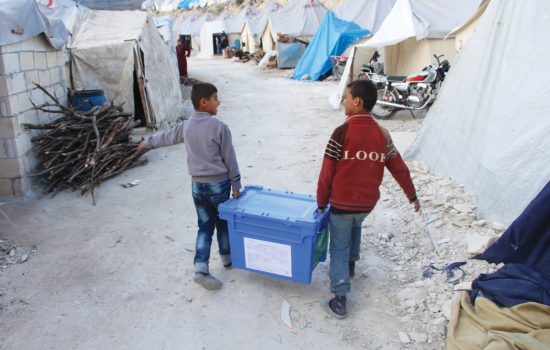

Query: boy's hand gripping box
[219,185,330,284]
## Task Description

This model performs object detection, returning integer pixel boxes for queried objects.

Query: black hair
[191,83,217,109]
[346,80,377,111]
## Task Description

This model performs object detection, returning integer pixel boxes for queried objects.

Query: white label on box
[244,237,292,277]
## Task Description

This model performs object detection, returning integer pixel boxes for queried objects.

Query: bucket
[71,90,107,112]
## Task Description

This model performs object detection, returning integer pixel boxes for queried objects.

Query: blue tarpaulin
[292,11,370,81]
[469,263,550,307]
[469,182,550,307]
[178,0,200,9]
[475,181,550,273]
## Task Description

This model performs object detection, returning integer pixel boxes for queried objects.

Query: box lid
[219,185,321,224]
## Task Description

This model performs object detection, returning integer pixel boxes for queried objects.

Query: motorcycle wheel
[372,88,398,120]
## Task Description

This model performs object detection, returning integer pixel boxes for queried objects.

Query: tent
[261,0,327,52]
[69,10,183,127]
[292,0,396,81]
[240,0,280,52]
[174,12,211,51]
[329,0,481,108]
[405,0,550,225]
[198,20,226,56]
[448,0,490,52]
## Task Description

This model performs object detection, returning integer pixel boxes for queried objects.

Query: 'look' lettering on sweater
[342,150,385,162]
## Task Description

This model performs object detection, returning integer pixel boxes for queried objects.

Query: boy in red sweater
[317,80,420,318]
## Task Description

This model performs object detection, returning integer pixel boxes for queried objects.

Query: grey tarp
[0,0,68,49]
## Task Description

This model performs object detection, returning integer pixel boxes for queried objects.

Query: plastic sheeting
[70,10,182,126]
[293,12,370,81]
[36,0,88,39]
[268,0,327,37]
[475,182,550,273]
[332,0,396,33]
[276,42,306,69]
[405,0,550,225]
[365,0,482,48]
[0,0,68,49]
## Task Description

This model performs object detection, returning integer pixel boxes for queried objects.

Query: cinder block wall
[0,35,67,198]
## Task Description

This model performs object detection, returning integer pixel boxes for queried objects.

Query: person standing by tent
[316,80,420,318]
[137,83,242,290]
[214,36,221,55]
[176,37,191,79]
[221,32,229,51]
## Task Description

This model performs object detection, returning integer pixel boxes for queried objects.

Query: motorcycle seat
[387,75,407,82]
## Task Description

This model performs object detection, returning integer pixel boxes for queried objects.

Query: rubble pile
[361,161,505,348]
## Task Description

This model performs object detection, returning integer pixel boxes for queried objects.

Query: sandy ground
[0,56,460,350]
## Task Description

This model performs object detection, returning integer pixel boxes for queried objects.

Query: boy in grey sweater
[138,83,241,290]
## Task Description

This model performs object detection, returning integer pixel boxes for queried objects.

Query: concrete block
[16,92,33,113]
[0,178,14,197]
[0,76,7,97]
[46,52,57,68]
[19,38,34,51]
[34,52,47,70]
[0,138,17,158]
[0,157,25,177]
[0,53,21,74]
[13,176,34,197]
[23,151,39,174]
[0,116,17,139]
[30,87,45,107]
[19,51,35,71]
[4,42,22,54]
[17,110,39,130]
[39,70,51,87]
[25,70,39,88]
[15,133,33,157]
[57,51,66,65]
[34,36,51,52]
[6,95,19,116]
[49,67,61,85]
[7,72,27,95]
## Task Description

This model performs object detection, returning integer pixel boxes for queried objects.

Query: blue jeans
[191,180,231,274]
[329,212,369,296]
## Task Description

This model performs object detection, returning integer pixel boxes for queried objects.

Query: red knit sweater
[317,113,417,212]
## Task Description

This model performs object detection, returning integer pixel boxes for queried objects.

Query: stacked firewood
[24,84,148,204]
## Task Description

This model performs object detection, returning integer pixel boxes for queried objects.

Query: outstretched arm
[142,121,186,150]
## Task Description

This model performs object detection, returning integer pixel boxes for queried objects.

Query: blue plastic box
[219,185,330,284]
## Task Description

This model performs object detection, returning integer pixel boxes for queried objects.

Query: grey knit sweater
[145,112,241,191]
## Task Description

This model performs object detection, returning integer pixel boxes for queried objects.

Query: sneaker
[193,272,222,290]
[349,261,355,277]
[323,295,348,319]
[223,262,232,269]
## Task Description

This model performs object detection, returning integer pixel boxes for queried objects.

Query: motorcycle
[371,54,450,119]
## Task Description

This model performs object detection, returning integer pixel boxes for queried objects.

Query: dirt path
[0,56,496,350]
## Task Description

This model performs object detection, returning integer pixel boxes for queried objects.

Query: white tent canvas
[331,0,395,34]
[329,0,481,108]
[241,1,279,52]
[70,10,182,127]
[406,0,550,225]
[198,20,226,56]
[261,0,327,52]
